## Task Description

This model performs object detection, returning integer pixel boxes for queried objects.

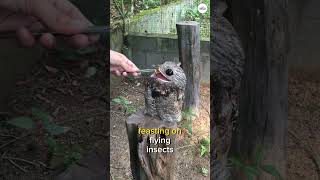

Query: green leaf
[46,136,57,153]
[229,156,245,168]
[7,116,35,129]
[112,97,122,104]
[244,165,260,176]
[245,171,255,180]
[261,164,283,180]
[200,167,208,176]
[254,145,264,166]
[200,145,208,157]
[46,124,70,135]
[200,137,210,146]
[31,107,50,126]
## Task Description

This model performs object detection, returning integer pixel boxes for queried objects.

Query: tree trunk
[231,0,289,179]
[176,21,201,117]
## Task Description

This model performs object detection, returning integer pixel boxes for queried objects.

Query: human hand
[110,50,140,77]
[0,0,98,48]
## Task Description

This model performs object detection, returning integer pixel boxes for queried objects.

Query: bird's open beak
[152,68,170,82]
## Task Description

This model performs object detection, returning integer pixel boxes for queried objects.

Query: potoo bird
[144,61,186,122]
[211,0,245,179]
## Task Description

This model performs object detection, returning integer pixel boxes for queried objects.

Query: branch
[8,159,27,173]
[0,133,30,150]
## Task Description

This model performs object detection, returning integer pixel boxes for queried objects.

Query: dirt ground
[0,47,107,179]
[110,77,210,180]
[288,72,320,180]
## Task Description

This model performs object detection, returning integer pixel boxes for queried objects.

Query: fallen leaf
[85,66,97,78]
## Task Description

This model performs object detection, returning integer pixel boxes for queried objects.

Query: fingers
[28,0,96,48]
[111,70,139,77]
[118,56,139,73]
[16,27,57,48]
[110,50,140,77]
[64,34,99,48]
[16,27,35,47]
[39,33,56,48]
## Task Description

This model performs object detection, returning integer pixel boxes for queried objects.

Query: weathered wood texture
[126,110,177,180]
[231,0,288,179]
[176,22,201,116]
[211,1,245,179]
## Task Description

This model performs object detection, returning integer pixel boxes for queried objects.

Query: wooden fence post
[231,0,288,179]
[176,21,201,117]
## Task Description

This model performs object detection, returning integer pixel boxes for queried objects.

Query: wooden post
[126,110,177,180]
[176,21,201,116]
[231,0,288,179]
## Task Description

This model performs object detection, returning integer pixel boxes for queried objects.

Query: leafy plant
[7,108,76,168]
[112,96,137,115]
[143,0,161,9]
[197,167,209,177]
[184,7,200,21]
[229,146,283,180]
[63,145,83,167]
[7,107,69,136]
[199,137,210,157]
[181,108,196,136]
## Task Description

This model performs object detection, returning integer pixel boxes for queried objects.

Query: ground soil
[0,47,107,180]
[287,72,320,180]
[110,77,210,180]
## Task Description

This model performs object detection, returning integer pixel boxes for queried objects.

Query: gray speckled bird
[144,61,186,122]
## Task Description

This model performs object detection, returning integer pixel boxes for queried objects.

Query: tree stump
[126,110,177,180]
[176,21,201,117]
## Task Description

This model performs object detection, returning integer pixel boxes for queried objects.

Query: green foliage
[7,108,69,136]
[184,7,200,21]
[229,146,283,180]
[47,136,82,168]
[197,167,209,176]
[114,0,131,20]
[260,165,282,180]
[182,0,210,21]
[181,108,196,136]
[199,137,210,157]
[31,107,70,136]
[7,108,81,169]
[143,0,161,9]
[112,96,137,115]
[7,117,35,129]
[63,145,83,167]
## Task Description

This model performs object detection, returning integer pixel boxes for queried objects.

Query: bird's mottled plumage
[144,61,186,122]
[211,1,245,179]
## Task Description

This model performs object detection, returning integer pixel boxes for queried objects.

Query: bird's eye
[166,69,173,76]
